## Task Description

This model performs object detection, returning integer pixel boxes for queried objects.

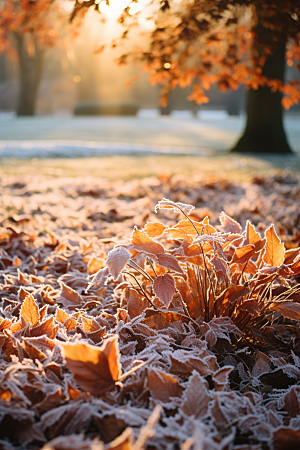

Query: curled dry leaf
[61,335,122,396]
[155,198,195,216]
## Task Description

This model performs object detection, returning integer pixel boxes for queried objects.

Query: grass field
[1,153,300,181]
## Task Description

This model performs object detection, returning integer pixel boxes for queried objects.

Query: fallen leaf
[148,368,183,402]
[62,335,122,395]
[20,294,40,327]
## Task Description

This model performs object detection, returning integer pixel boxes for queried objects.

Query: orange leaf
[264,225,285,267]
[20,294,40,327]
[127,288,148,318]
[153,273,175,308]
[143,222,167,238]
[62,335,122,396]
[232,245,255,264]
[130,227,165,256]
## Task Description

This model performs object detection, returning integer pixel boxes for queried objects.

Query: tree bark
[15,33,44,116]
[231,41,292,154]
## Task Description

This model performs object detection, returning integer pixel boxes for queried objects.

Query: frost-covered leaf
[219,211,242,234]
[153,274,175,308]
[148,368,183,402]
[181,371,210,418]
[20,294,40,327]
[155,198,195,216]
[129,227,165,256]
[155,253,184,274]
[61,336,122,395]
[57,282,83,307]
[106,246,131,279]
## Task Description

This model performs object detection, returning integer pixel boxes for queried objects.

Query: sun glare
[97,0,150,18]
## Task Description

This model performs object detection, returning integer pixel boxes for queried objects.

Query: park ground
[1,112,300,180]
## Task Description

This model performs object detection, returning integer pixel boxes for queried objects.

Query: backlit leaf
[153,273,175,308]
[62,335,122,395]
[130,227,165,255]
[143,221,167,238]
[20,294,40,327]
[264,225,285,267]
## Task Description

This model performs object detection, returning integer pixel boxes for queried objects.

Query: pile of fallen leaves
[1,172,300,450]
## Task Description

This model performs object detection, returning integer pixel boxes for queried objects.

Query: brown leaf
[273,428,300,450]
[23,338,47,361]
[30,316,54,337]
[143,221,167,238]
[271,302,300,321]
[181,371,210,418]
[212,366,233,391]
[264,225,285,267]
[57,282,83,307]
[106,246,132,279]
[155,253,184,274]
[62,335,122,395]
[252,351,271,377]
[20,294,40,327]
[153,273,175,308]
[284,386,300,417]
[106,427,134,450]
[148,368,183,402]
[127,288,148,318]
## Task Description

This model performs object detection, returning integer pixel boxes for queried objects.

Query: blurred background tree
[72,0,300,153]
[0,0,67,115]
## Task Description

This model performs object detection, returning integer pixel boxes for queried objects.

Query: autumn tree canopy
[73,0,300,153]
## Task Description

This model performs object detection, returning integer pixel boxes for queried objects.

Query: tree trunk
[231,42,292,154]
[15,33,44,116]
